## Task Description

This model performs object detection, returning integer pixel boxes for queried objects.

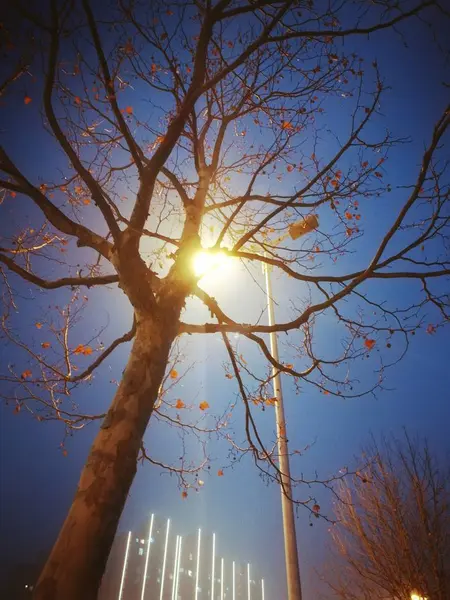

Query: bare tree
[0,1,449,598]
[322,434,450,600]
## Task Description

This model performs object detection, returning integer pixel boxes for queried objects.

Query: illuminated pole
[141,514,154,600]
[232,561,236,600]
[195,528,201,600]
[118,531,131,600]
[175,536,182,599]
[247,563,251,600]
[264,258,302,600]
[211,533,216,600]
[220,558,224,600]
[172,535,180,600]
[261,579,265,600]
[159,519,170,600]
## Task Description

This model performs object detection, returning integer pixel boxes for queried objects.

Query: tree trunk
[33,316,177,600]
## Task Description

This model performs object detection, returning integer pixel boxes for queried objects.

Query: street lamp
[192,214,319,600]
[411,592,427,600]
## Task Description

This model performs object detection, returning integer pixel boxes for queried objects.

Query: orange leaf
[181,490,188,499]
[281,121,293,130]
[62,449,68,457]
[74,96,82,106]
[217,469,224,477]
[286,165,294,172]
[83,198,91,205]
[345,212,353,220]
[225,373,233,379]
[362,161,368,168]
[73,344,85,355]
[374,171,383,178]
[364,339,376,350]
[24,96,32,105]
[170,369,178,379]
[285,364,293,370]
[14,404,21,414]
[10,191,16,198]
[331,179,338,187]
[312,503,320,513]
[41,342,51,349]
[35,322,42,329]
[125,106,133,115]
[21,369,32,379]
[82,346,93,356]
[199,401,209,411]
[175,399,185,409]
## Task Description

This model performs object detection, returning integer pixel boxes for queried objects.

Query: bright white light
[141,514,154,600]
[195,528,201,600]
[175,537,182,599]
[118,531,131,600]
[411,594,427,600]
[247,563,251,600]
[261,579,265,600]
[171,535,180,600]
[211,533,216,600]
[220,557,224,600]
[192,250,230,277]
[232,561,236,600]
[159,519,170,600]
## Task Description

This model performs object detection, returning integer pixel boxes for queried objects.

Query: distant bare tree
[322,433,450,600]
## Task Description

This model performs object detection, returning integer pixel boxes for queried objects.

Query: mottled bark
[33,314,179,600]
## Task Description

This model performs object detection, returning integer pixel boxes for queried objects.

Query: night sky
[1,4,449,599]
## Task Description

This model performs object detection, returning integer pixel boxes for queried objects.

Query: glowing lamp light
[192,250,231,277]
[411,593,427,600]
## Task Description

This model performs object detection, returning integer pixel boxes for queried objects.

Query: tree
[322,434,450,600]
[0,1,449,598]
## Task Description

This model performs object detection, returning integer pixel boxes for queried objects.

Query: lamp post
[192,214,318,600]
[262,214,318,600]
[264,258,302,600]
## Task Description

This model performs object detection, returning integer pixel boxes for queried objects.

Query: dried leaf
[217,469,224,477]
[199,401,209,411]
[364,339,376,350]
[175,399,185,409]
[21,369,32,379]
[170,369,178,379]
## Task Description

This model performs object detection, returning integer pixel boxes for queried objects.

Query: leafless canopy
[323,433,450,600]
[0,0,449,503]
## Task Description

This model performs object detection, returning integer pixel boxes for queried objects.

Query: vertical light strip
[194,528,201,600]
[171,535,180,600]
[261,579,265,600]
[247,563,251,600]
[159,518,171,600]
[220,558,224,600]
[232,561,236,600]
[211,533,216,600]
[175,536,182,600]
[118,531,131,600]
[140,514,154,600]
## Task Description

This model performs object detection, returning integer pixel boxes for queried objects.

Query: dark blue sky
[1,5,449,599]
